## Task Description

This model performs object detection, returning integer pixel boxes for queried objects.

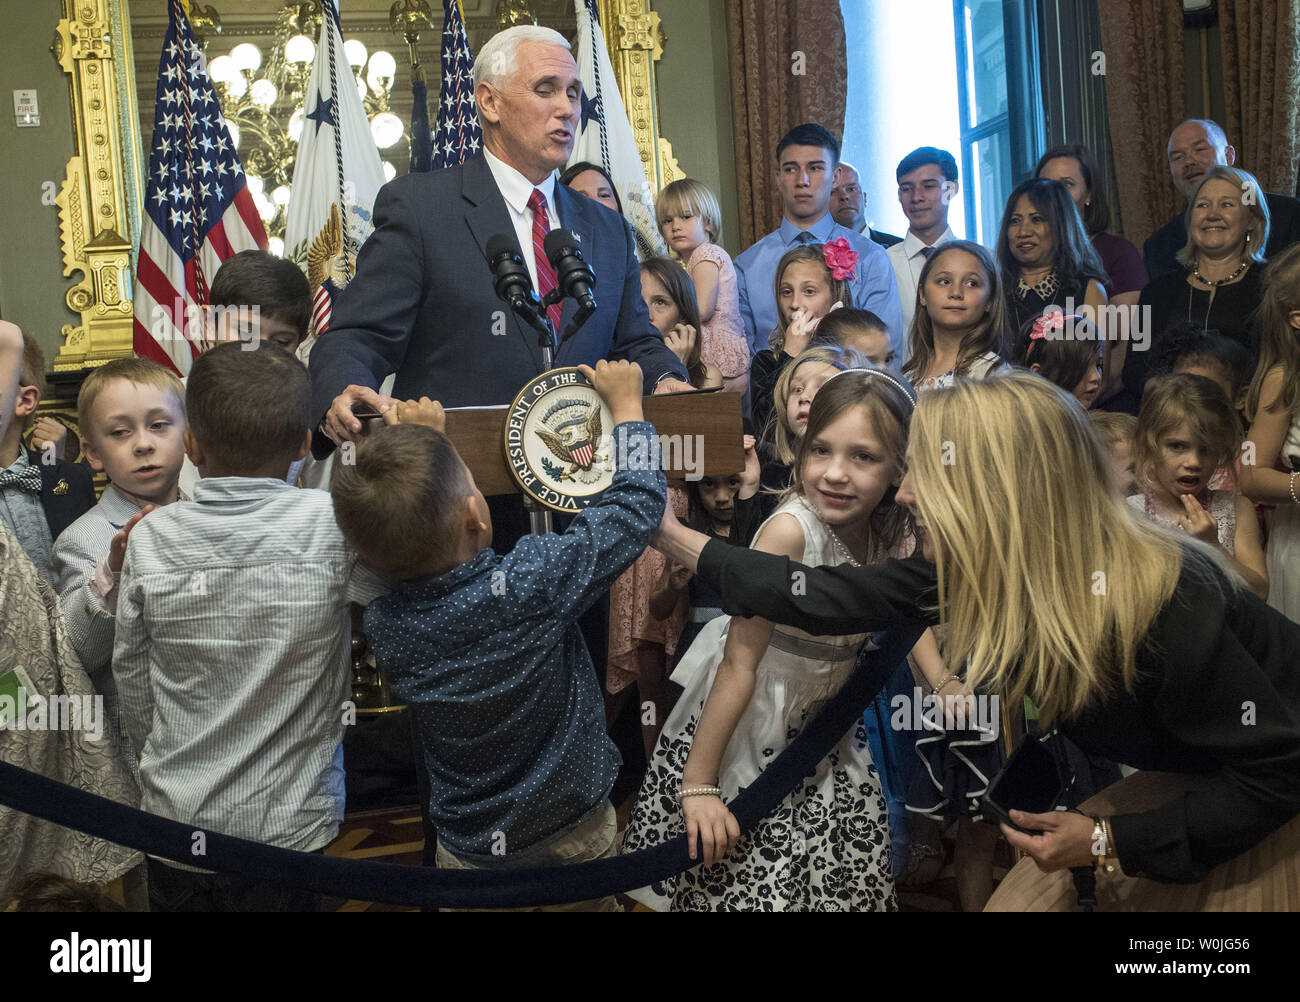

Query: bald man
[831,162,901,248]
[1143,119,1300,279]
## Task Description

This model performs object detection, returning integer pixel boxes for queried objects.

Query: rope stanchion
[0,627,921,909]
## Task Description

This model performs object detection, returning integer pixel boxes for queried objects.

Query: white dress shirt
[483,146,559,292]
[888,226,956,361]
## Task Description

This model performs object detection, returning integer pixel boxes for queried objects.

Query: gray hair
[472,25,571,90]
[1176,165,1271,268]
[1168,118,1230,156]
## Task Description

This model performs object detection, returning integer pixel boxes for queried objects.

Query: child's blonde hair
[1088,410,1137,451]
[769,245,853,354]
[787,367,916,557]
[656,178,722,244]
[1133,372,1241,492]
[769,344,866,465]
[77,357,185,441]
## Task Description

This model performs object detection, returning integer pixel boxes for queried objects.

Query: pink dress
[687,242,749,382]
[607,487,688,694]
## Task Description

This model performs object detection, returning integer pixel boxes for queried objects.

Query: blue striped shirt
[113,477,388,852]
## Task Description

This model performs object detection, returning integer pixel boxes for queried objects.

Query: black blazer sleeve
[1109,570,1300,883]
[697,538,938,636]
[308,180,426,441]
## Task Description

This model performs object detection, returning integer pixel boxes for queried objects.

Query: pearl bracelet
[932,673,961,694]
[680,785,722,801]
[1290,471,1298,506]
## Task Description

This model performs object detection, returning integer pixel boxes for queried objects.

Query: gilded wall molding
[51,0,143,371]
[594,0,680,192]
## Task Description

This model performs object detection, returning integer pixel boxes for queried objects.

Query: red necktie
[527,188,563,334]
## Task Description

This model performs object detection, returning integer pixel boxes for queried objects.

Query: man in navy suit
[309,24,689,451]
[0,324,96,583]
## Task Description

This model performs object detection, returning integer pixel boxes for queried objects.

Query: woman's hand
[1176,493,1219,545]
[683,794,741,865]
[999,810,1098,872]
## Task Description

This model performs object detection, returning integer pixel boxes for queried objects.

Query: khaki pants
[435,801,620,912]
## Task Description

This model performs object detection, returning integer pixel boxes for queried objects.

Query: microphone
[486,234,539,314]
[543,228,597,314]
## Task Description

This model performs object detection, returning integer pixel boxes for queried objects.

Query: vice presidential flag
[132,0,268,375]
[569,0,667,258]
[284,0,386,337]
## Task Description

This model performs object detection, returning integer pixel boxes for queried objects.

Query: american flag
[431,0,482,170]
[133,0,267,375]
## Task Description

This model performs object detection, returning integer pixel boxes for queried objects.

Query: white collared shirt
[888,226,957,361]
[483,146,559,291]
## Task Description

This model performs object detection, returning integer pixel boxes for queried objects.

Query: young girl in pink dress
[658,179,750,394]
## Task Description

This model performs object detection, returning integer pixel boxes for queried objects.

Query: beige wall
[653,0,740,256]
[0,0,79,369]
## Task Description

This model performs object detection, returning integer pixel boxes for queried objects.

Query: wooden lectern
[444,390,746,497]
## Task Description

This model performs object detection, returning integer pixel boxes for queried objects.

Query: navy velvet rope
[0,626,921,909]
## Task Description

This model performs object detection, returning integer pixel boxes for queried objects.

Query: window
[840,0,1044,245]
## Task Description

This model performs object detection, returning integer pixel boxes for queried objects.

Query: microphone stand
[504,286,598,537]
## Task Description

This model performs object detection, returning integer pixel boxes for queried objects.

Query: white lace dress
[621,496,895,911]
[1126,489,1236,553]
[1266,412,1300,624]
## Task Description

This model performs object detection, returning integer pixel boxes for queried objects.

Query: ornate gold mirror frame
[51,0,144,372]
[51,0,677,371]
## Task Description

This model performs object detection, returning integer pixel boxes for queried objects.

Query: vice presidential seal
[504,368,615,512]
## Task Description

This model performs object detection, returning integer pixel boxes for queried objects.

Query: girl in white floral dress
[622,368,916,911]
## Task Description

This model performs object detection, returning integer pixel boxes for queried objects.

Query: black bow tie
[0,465,41,495]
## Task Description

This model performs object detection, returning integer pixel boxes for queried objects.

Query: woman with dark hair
[653,371,1300,910]
[997,177,1110,362]
[1037,145,1148,405]
[559,161,623,215]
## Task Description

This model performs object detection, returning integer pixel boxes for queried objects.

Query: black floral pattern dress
[621,497,897,911]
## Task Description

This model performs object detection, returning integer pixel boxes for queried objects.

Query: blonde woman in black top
[654,371,1300,908]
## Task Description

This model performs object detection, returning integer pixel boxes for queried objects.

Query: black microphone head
[543,227,581,265]
[486,234,517,263]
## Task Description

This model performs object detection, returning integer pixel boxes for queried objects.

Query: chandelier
[194,0,405,251]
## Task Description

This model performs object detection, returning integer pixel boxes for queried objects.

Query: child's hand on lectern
[580,359,644,426]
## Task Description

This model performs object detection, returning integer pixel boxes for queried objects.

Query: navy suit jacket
[1143,190,1300,280]
[27,446,96,543]
[309,154,685,453]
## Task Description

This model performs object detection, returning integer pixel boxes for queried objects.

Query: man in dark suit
[831,162,902,247]
[310,25,689,450]
[0,324,96,583]
[1144,119,1300,280]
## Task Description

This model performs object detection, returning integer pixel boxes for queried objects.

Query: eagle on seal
[535,399,602,475]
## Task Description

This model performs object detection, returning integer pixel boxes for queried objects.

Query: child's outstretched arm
[680,511,804,866]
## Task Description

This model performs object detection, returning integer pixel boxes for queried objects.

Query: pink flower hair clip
[822,238,858,282]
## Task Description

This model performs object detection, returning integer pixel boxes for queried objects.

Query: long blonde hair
[908,372,1206,723]
[1245,242,1300,421]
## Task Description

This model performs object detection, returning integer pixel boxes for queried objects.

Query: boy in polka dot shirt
[332,359,665,910]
